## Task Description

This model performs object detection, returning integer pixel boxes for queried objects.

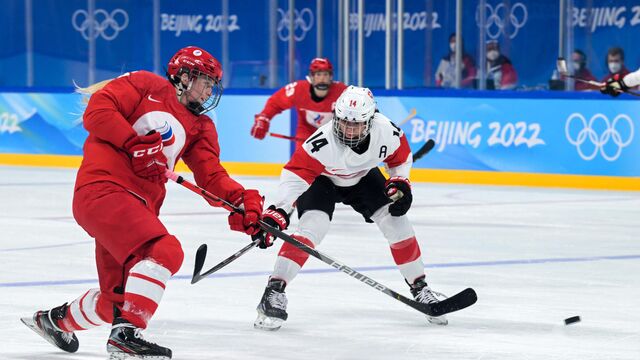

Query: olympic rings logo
[476,2,528,40]
[277,8,314,42]
[565,113,634,161]
[72,9,129,41]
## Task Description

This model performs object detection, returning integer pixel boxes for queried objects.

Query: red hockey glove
[228,189,264,235]
[600,74,629,97]
[123,132,167,183]
[250,114,270,140]
[385,177,412,216]
[252,205,289,248]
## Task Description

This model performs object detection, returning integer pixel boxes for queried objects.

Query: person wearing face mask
[571,50,598,91]
[484,40,518,90]
[250,58,348,151]
[601,47,630,84]
[434,33,477,88]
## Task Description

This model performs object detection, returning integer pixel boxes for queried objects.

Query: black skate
[254,279,288,331]
[410,277,449,325]
[107,318,172,360]
[20,303,79,353]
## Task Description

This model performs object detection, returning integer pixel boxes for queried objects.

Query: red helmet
[167,46,223,81]
[309,58,333,74]
[166,46,223,114]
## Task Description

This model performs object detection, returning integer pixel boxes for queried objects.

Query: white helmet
[333,85,376,147]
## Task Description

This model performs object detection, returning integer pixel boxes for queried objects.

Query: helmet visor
[184,71,223,115]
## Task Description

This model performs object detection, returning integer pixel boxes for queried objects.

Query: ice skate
[21,303,79,353]
[410,277,449,325]
[254,279,288,331]
[107,318,172,360]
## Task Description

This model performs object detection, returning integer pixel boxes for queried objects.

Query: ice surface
[1,166,639,360]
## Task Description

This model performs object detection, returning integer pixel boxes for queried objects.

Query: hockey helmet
[167,46,223,114]
[332,85,376,147]
[309,58,333,74]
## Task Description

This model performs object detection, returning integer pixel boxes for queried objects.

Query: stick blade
[413,139,436,161]
[413,288,478,317]
[430,288,477,317]
[191,244,208,284]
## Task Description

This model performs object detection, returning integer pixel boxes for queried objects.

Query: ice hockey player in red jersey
[20,46,264,359]
[250,58,348,149]
[251,85,448,331]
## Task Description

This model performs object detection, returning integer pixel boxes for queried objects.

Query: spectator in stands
[571,50,598,91]
[434,33,477,88]
[551,49,598,91]
[484,40,517,90]
[602,47,630,83]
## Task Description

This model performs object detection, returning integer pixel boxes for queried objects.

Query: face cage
[183,71,223,115]
[332,116,371,148]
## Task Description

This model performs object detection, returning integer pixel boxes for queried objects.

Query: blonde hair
[75,78,114,104]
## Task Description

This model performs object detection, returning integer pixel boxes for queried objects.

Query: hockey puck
[564,316,581,325]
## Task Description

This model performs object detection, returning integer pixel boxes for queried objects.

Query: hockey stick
[268,132,303,141]
[398,108,418,127]
[388,139,436,201]
[191,239,261,284]
[166,169,477,317]
[556,58,640,97]
[185,137,432,282]
[412,139,435,162]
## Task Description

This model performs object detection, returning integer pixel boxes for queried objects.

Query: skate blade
[254,313,284,331]
[21,316,45,337]
[108,352,171,360]
[21,316,79,353]
[21,317,56,346]
[426,315,448,326]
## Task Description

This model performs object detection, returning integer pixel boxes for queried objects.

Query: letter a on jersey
[379,145,388,158]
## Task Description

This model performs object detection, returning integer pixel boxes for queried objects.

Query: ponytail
[75,78,114,104]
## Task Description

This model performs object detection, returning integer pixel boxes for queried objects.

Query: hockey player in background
[250,58,348,149]
[20,46,264,359]
[251,85,448,331]
[600,66,640,96]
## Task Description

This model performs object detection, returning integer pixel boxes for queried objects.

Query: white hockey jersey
[624,67,640,87]
[274,112,413,212]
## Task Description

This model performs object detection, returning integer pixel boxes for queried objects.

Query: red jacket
[574,67,598,91]
[601,67,631,84]
[259,80,348,147]
[76,70,244,213]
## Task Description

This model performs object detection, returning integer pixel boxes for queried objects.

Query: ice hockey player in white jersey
[252,85,448,331]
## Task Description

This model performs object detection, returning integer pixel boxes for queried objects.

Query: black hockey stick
[412,139,435,162]
[556,57,640,97]
[163,171,262,284]
[253,223,477,317]
[191,239,261,284]
[166,170,477,317]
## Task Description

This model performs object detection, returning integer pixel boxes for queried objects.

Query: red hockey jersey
[75,71,244,213]
[259,80,348,145]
